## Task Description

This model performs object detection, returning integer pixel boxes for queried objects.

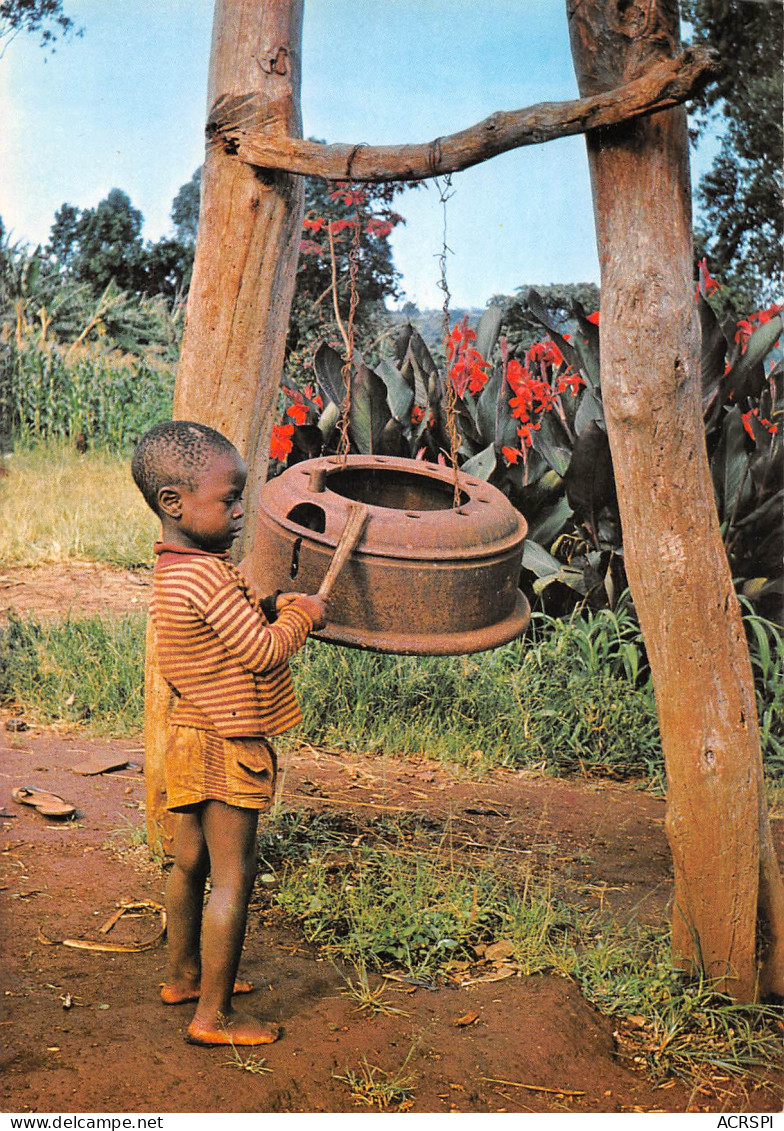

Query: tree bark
[566,0,783,1001]
[144,0,305,854]
[173,0,305,556]
[208,46,718,183]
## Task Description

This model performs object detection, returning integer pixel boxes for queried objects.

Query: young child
[132,420,325,1047]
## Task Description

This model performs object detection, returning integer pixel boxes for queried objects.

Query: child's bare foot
[160,978,254,1005]
[185,1010,280,1046]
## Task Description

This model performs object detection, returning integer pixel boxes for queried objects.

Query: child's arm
[199,581,324,674]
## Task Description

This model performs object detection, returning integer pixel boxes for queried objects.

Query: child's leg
[160,809,209,1002]
[186,800,279,1046]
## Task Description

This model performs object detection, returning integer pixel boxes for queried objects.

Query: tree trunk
[144,0,305,855]
[173,0,305,553]
[566,0,784,1001]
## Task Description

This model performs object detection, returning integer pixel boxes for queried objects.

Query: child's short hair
[131,420,238,515]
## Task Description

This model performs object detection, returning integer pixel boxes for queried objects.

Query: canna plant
[268,266,782,619]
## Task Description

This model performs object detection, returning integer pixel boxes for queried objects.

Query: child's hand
[278,592,327,630]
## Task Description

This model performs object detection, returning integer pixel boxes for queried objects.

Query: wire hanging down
[434,174,462,507]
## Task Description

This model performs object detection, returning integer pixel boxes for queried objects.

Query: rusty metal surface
[245,455,530,655]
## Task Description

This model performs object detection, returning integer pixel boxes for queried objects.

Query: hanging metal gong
[245,454,530,656]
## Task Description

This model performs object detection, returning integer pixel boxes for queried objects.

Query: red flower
[586,311,600,325]
[509,391,532,421]
[735,319,753,353]
[286,403,309,426]
[501,445,521,465]
[696,258,722,302]
[446,317,490,397]
[269,423,294,461]
[299,239,324,257]
[329,185,368,208]
[365,216,394,238]
[302,216,326,233]
[517,422,540,448]
[743,408,778,438]
[328,218,359,236]
[747,303,784,327]
[527,339,563,369]
[557,370,585,397]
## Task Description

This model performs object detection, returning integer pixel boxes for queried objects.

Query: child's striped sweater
[151,543,314,738]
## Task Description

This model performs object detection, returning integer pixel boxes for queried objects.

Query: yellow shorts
[165,725,278,812]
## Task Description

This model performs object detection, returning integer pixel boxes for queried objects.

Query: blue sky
[0,0,715,309]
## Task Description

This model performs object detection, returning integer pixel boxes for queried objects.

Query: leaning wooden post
[144,0,305,854]
[566,0,784,1000]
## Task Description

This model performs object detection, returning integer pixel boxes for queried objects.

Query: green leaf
[461,443,496,480]
[564,421,615,527]
[725,315,782,401]
[570,300,601,387]
[376,357,414,423]
[377,417,410,458]
[313,342,345,408]
[317,399,339,443]
[526,495,574,548]
[710,406,753,520]
[392,322,414,366]
[407,328,439,379]
[494,366,517,450]
[531,409,571,476]
[698,294,728,416]
[349,358,392,454]
[521,539,562,578]
[574,384,604,434]
[475,305,503,363]
[476,365,504,444]
[532,564,588,597]
[734,489,784,532]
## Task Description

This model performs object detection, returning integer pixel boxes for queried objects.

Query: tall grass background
[0,445,158,567]
[1,336,175,451]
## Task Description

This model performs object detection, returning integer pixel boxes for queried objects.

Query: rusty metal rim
[257,521,527,563]
[312,590,531,656]
[260,457,527,563]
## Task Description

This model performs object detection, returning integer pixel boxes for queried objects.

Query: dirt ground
[0,564,782,1115]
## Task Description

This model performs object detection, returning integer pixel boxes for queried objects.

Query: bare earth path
[0,564,781,1114]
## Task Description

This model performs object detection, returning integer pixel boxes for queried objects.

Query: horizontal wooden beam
[207,46,719,183]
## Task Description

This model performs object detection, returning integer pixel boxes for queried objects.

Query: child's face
[163,448,247,552]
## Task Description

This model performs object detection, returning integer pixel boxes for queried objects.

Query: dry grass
[0,445,157,567]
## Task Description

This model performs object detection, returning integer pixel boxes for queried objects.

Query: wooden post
[173,0,305,555]
[566,0,784,1000]
[144,0,305,851]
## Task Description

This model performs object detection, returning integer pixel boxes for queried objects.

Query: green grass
[0,444,157,567]
[0,610,146,734]
[1,601,783,786]
[258,807,783,1088]
[292,618,662,781]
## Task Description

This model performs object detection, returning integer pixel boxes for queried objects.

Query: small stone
[5,718,28,733]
